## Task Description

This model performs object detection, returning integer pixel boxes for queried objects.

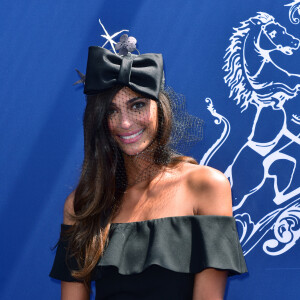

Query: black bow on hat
[84,46,164,100]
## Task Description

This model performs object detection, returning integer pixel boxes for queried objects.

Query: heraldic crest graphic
[201,8,300,256]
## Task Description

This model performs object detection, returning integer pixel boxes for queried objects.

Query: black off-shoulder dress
[50,215,247,299]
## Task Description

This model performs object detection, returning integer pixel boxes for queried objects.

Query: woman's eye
[107,108,117,116]
[132,101,146,110]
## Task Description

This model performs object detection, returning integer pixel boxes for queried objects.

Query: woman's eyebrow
[110,97,147,108]
[127,97,146,104]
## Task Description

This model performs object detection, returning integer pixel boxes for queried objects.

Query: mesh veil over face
[92,85,204,191]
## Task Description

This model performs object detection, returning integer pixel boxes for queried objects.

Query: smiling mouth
[119,129,144,140]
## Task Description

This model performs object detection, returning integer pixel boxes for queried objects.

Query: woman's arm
[61,281,90,300]
[188,166,233,300]
[61,191,90,300]
[193,268,227,300]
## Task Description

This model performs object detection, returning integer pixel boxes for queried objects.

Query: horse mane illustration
[223,12,300,112]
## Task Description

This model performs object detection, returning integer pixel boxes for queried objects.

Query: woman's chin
[122,148,144,156]
[120,143,150,156]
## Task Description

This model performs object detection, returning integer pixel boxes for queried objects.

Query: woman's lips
[118,129,144,144]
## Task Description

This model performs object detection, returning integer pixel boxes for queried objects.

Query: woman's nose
[119,111,133,129]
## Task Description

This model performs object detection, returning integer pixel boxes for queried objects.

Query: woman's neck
[123,141,162,188]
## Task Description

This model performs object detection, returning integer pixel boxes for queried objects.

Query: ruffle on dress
[49,215,247,282]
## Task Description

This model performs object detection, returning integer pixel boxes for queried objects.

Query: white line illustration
[202,12,300,255]
[200,98,230,166]
[285,0,300,24]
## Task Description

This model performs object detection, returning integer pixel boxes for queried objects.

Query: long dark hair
[67,85,198,285]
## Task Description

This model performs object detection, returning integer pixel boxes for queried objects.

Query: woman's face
[107,87,158,156]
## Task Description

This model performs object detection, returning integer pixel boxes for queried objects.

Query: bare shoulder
[182,163,233,216]
[63,190,76,225]
[184,164,229,190]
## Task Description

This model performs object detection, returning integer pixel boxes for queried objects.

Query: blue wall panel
[1,0,299,299]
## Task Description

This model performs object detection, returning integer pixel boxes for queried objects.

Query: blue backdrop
[1,0,299,299]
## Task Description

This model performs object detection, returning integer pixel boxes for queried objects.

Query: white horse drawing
[222,12,300,211]
[201,12,300,255]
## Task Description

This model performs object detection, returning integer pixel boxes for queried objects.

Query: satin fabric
[84,47,164,100]
[50,215,247,299]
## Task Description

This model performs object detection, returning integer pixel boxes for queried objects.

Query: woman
[50,34,247,300]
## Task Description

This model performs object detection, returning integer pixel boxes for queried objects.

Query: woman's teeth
[120,129,144,140]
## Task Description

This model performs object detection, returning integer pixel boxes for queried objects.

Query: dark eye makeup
[107,107,117,116]
[108,97,149,116]
[132,100,148,110]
